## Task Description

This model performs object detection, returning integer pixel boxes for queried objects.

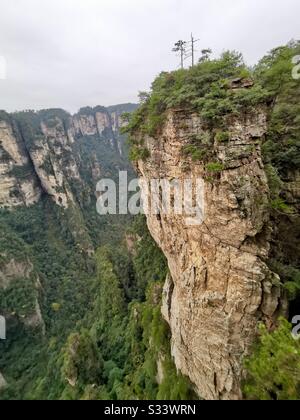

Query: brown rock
[135,109,284,400]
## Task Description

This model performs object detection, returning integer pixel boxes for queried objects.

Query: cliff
[0,104,136,211]
[123,44,300,399]
[0,103,137,395]
[0,114,41,207]
[135,108,285,400]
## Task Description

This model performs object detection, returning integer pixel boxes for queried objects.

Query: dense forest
[0,41,300,400]
[0,103,195,400]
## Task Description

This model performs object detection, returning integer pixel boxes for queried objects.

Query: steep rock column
[0,118,41,207]
[27,118,82,208]
[136,109,284,400]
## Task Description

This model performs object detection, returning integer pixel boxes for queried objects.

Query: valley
[0,41,300,401]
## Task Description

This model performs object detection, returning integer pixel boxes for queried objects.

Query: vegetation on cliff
[122,50,270,151]
[244,319,300,400]
[123,41,300,400]
[0,209,195,400]
[0,104,194,400]
[1,41,300,400]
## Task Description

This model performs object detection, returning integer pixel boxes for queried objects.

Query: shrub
[244,318,300,400]
[129,146,150,162]
[215,131,230,142]
[182,145,208,161]
[206,162,225,172]
[124,50,270,141]
[270,198,294,214]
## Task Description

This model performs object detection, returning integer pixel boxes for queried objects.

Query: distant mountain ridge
[0,103,137,210]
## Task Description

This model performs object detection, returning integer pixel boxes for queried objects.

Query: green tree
[244,319,300,400]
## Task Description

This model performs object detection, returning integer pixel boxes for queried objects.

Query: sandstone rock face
[0,258,34,289]
[136,109,284,400]
[95,111,111,135]
[108,104,138,155]
[0,104,136,211]
[0,119,41,207]
[28,118,82,208]
[73,114,98,137]
[0,257,45,331]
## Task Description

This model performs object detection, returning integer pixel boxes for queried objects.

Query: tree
[138,91,150,104]
[244,318,300,400]
[172,40,187,69]
[199,48,212,63]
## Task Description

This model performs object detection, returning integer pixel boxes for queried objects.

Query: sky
[0,0,299,113]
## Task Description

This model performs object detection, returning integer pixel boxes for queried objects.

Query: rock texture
[28,118,82,207]
[0,118,41,207]
[0,256,45,332]
[0,104,137,210]
[136,109,284,400]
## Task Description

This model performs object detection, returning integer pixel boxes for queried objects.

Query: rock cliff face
[0,117,41,207]
[0,104,136,393]
[136,109,284,400]
[0,104,136,211]
[0,255,44,331]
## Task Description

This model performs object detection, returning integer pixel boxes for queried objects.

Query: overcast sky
[0,0,299,113]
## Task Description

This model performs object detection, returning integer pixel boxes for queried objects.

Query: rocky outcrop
[0,104,137,211]
[108,104,138,155]
[0,372,7,390]
[23,118,80,208]
[0,257,45,332]
[72,105,137,155]
[136,109,284,400]
[0,117,41,207]
[0,258,34,289]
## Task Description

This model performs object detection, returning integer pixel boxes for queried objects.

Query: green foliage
[2,42,300,402]
[9,164,34,179]
[0,277,37,317]
[0,198,99,400]
[129,145,150,162]
[181,131,213,162]
[264,164,283,197]
[215,131,230,143]
[206,162,225,172]
[270,198,294,214]
[121,285,196,400]
[256,40,300,176]
[268,260,300,300]
[130,215,168,300]
[62,330,103,387]
[123,50,270,145]
[244,319,300,400]
[182,145,208,161]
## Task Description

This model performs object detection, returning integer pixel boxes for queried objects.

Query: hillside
[1,41,300,401]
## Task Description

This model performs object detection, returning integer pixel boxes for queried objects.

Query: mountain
[0,104,136,208]
[125,42,300,400]
[0,103,137,397]
[0,42,300,401]
[0,102,195,400]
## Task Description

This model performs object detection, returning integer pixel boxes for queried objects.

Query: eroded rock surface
[136,109,284,400]
[0,119,41,207]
